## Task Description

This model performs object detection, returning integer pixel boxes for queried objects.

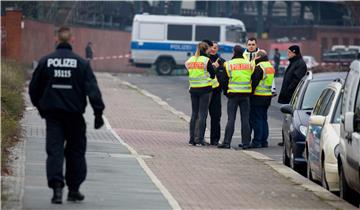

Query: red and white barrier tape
[93,54,130,61]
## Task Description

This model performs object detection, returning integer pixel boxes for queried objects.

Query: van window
[139,23,165,40]
[331,94,342,123]
[195,26,220,42]
[167,25,192,41]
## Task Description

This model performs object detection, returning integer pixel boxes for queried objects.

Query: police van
[130,14,246,75]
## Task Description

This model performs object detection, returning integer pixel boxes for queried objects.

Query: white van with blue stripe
[130,14,246,75]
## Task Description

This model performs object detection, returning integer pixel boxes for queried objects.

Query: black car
[281,71,347,173]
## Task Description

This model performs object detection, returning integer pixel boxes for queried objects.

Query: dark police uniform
[29,42,105,192]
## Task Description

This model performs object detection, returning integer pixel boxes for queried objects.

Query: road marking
[102,74,181,210]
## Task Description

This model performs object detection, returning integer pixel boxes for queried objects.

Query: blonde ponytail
[195,42,209,57]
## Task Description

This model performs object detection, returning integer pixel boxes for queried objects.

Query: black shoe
[278,142,284,146]
[210,142,219,146]
[217,144,231,149]
[188,141,196,146]
[51,188,63,204]
[67,191,85,202]
[249,143,262,149]
[261,143,269,148]
[240,144,251,150]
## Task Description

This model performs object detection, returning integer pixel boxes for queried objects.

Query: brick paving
[99,73,338,210]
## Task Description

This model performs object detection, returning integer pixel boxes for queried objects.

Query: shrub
[1,59,26,175]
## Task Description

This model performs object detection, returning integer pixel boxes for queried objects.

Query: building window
[332,37,339,45]
[343,37,350,46]
[167,25,192,41]
[195,25,220,42]
[321,37,328,51]
[354,38,360,45]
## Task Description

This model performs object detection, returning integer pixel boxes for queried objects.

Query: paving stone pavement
[99,73,355,210]
[21,94,171,210]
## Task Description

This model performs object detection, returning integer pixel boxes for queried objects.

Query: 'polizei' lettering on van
[47,58,77,68]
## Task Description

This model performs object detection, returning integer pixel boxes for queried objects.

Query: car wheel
[156,59,174,75]
[321,160,329,190]
[306,148,314,181]
[339,162,359,206]
[290,144,302,173]
[282,132,290,166]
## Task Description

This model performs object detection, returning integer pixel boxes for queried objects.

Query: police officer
[202,40,226,145]
[243,37,260,63]
[186,42,215,146]
[249,50,275,148]
[218,45,252,149]
[29,26,105,204]
[243,37,276,95]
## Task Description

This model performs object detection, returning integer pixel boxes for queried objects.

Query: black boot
[217,143,231,149]
[67,190,85,202]
[51,188,63,204]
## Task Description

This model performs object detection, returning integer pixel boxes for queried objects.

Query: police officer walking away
[203,40,226,145]
[249,50,275,148]
[218,45,252,149]
[186,42,215,146]
[29,26,105,204]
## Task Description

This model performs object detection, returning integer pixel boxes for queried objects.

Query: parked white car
[303,55,319,69]
[306,79,343,192]
[338,59,360,205]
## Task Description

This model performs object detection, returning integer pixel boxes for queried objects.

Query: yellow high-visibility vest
[225,58,252,93]
[254,61,275,96]
[185,56,212,88]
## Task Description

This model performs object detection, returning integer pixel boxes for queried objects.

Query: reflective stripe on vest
[225,58,252,93]
[254,61,275,96]
[211,76,220,89]
[186,56,212,88]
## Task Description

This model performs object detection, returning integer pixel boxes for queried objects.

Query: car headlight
[334,144,340,157]
[299,125,308,136]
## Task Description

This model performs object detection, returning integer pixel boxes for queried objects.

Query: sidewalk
[22,95,172,209]
[99,73,356,210]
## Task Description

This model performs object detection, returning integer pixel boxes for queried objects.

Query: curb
[112,73,357,210]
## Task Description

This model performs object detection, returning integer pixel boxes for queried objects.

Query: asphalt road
[115,69,285,162]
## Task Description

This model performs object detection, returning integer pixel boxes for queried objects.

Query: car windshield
[301,80,332,110]
[226,26,246,44]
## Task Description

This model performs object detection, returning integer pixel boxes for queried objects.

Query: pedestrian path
[99,73,355,210]
[22,95,172,210]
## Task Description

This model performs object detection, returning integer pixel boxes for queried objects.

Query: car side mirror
[280,104,293,115]
[309,115,326,126]
[344,112,354,133]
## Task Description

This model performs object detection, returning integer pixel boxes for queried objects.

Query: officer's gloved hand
[94,114,104,129]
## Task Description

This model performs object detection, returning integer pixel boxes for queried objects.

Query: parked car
[338,59,360,205]
[303,55,319,69]
[305,79,344,192]
[281,71,347,173]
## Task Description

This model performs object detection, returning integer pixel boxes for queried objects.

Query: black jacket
[85,45,93,59]
[29,43,105,116]
[189,52,215,94]
[278,55,307,104]
[251,56,272,107]
[209,53,226,92]
[222,54,251,98]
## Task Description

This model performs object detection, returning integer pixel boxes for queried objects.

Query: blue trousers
[250,106,269,146]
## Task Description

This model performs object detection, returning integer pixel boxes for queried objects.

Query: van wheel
[156,59,174,75]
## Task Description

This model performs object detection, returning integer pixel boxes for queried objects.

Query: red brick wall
[1,10,22,61]
[20,20,134,72]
